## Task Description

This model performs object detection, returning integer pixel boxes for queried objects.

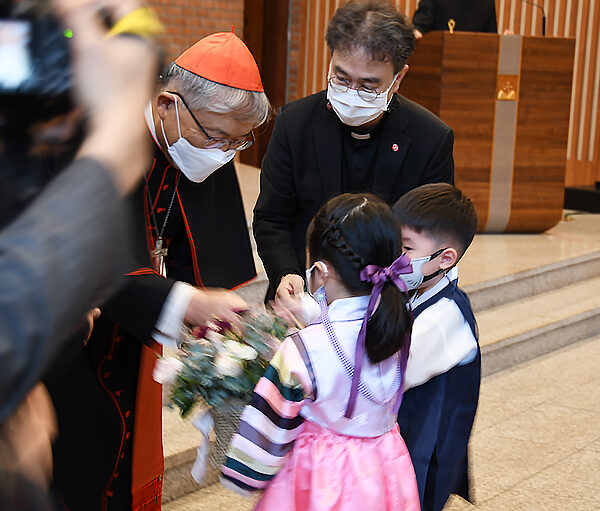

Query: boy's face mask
[398,248,447,290]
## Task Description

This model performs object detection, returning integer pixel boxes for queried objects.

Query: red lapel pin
[392,143,399,152]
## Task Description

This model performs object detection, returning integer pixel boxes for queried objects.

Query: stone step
[465,251,600,313]
[477,274,600,376]
[162,251,600,504]
[162,407,205,504]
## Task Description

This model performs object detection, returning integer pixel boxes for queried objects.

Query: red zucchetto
[175,31,264,93]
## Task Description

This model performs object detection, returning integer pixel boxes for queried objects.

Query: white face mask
[326,69,399,127]
[398,248,446,290]
[160,95,235,183]
[296,292,322,326]
[305,261,328,297]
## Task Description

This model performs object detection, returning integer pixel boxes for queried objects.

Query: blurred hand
[184,289,249,331]
[414,28,423,39]
[276,274,305,306]
[83,307,101,344]
[503,28,515,35]
[53,0,159,194]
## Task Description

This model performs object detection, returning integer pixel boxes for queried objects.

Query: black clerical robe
[47,142,256,510]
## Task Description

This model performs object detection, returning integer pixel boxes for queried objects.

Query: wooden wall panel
[287,0,600,188]
[507,37,575,230]
[439,34,499,231]
[397,31,444,117]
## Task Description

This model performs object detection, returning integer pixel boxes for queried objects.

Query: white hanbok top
[404,276,478,390]
[300,295,402,437]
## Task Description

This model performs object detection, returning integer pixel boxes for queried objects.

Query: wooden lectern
[400,32,575,232]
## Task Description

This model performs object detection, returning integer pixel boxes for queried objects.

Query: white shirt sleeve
[152,281,196,348]
[404,298,477,390]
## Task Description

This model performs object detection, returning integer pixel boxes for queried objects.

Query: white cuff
[153,281,196,348]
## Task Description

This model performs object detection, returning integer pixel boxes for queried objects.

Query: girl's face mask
[305,260,328,297]
[296,292,322,327]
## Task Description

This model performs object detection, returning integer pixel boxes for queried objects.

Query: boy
[393,183,479,511]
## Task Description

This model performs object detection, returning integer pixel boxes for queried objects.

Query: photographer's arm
[0,157,129,422]
[0,0,160,420]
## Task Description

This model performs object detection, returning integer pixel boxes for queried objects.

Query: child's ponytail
[365,277,412,363]
[306,193,412,364]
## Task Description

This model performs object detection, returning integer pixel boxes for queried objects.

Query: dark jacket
[253,90,454,300]
[412,0,498,35]
[398,282,481,511]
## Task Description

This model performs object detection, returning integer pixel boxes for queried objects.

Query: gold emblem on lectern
[497,82,516,100]
[448,19,455,34]
[497,76,518,101]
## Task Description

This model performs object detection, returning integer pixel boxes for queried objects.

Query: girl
[221,193,420,510]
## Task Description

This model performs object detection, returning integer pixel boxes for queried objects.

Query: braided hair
[306,193,412,363]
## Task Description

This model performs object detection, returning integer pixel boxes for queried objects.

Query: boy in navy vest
[393,183,479,511]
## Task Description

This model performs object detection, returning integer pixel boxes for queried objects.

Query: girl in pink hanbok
[221,193,420,510]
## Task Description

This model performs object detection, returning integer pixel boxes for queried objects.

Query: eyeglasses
[328,75,396,102]
[167,90,255,151]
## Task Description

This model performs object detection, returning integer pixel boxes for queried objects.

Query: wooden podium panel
[400,32,575,232]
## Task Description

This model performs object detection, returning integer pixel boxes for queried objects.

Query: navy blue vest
[398,280,481,511]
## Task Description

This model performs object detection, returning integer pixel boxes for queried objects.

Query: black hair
[325,0,415,74]
[306,193,412,364]
[393,183,478,259]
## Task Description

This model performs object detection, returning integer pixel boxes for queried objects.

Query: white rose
[214,353,243,377]
[224,340,257,361]
[153,357,184,385]
[205,329,226,350]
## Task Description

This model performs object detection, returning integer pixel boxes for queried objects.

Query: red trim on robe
[176,187,205,288]
[126,268,161,277]
[131,343,163,510]
[99,326,127,511]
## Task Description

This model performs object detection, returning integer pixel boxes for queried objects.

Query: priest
[47,32,271,511]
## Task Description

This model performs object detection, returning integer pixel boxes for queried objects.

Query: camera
[0,0,72,121]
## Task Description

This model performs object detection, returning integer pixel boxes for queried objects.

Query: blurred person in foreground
[0,0,160,507]
[46,31,271,511]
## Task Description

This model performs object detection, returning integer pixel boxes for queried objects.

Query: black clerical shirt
[341,115,387,193]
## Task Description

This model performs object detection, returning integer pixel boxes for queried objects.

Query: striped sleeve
[221,335,315,493]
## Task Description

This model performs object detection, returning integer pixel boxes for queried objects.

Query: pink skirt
[254,420,420,511]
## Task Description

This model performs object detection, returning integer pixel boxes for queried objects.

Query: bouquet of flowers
[154,311,289,417]
[153,310,290,483]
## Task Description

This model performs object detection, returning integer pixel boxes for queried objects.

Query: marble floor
[165,335,600,511]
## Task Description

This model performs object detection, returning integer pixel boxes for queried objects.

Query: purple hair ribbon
[344,253,413,418]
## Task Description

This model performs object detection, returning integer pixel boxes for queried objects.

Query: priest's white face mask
[326,62,399,127]
[160,94,235,183]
